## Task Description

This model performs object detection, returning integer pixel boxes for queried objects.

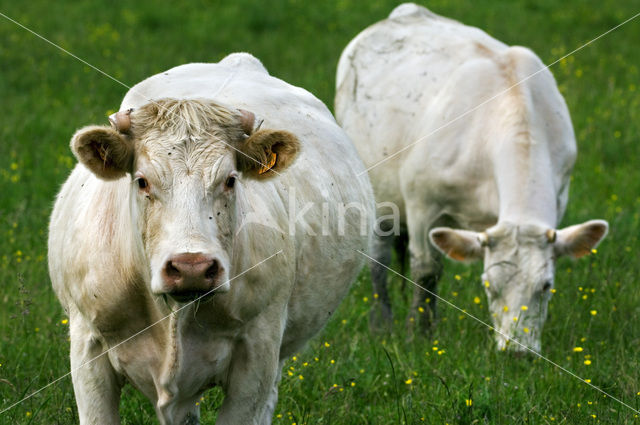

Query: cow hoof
[368,303,393,334]
[405,314,435,342]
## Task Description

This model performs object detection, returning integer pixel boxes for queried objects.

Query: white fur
[335,3,607,351]
[49,53,374,424]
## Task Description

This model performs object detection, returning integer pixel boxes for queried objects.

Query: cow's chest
[107,310,235,406]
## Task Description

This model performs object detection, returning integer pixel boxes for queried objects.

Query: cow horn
[239,109,263,135]
[546,229,557,243]
[108,108,133,133]
[478,232,489,247]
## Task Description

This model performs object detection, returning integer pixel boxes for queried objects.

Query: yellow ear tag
[258,151,277,175]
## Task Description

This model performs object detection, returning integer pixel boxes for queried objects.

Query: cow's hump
[389,3,435,20]
[219,52,269,75]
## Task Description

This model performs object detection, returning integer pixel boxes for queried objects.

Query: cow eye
[137,177,148,190]
[542,281,552,292]
[225,176,236,189]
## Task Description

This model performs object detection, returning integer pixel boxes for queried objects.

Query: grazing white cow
[49,53,374,424]
[335,3,608,351]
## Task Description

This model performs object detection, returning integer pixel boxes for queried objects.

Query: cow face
[429,220,608,352]
[71,99,300,302]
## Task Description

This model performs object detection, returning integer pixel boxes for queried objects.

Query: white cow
[335,3,608,351]
[49,53,374,424]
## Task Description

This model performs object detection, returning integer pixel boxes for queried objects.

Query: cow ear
[429,227,484,263]
[554,219,608,258]
[236,129,300,179]
[71,126,134,180]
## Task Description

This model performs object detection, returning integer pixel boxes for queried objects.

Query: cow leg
[404,206,443,339]
[406,247,442,339]
[258,364,283,425]
[69,314,123,425]
[216,317,282,425]
[156,398,200,425]
[369,232,394,332]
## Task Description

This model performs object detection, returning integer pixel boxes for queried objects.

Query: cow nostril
[205,261,219,281]
[166,261,181,279]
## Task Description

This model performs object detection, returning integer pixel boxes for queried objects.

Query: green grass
[1,0,639,423]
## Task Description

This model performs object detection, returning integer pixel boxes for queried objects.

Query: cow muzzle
[495,329,541,354]
[162,253,225,302]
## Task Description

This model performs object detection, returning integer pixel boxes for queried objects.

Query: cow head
[71,99,300,302]
[429,220,608,352]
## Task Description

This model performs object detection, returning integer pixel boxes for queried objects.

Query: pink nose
[162,253,222,300]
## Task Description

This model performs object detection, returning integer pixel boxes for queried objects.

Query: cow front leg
[408,272,441,335]
[69,315,123,425]
[216,321,282,425]
[257,365,283,425]
[406,247,442,340]
[369,233,394,332]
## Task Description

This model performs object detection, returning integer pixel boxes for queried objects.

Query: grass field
[1,0,640,423]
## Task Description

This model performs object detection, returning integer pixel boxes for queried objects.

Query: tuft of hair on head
[130,98,246,142]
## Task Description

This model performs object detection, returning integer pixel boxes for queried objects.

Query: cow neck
[492,134,558,227]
